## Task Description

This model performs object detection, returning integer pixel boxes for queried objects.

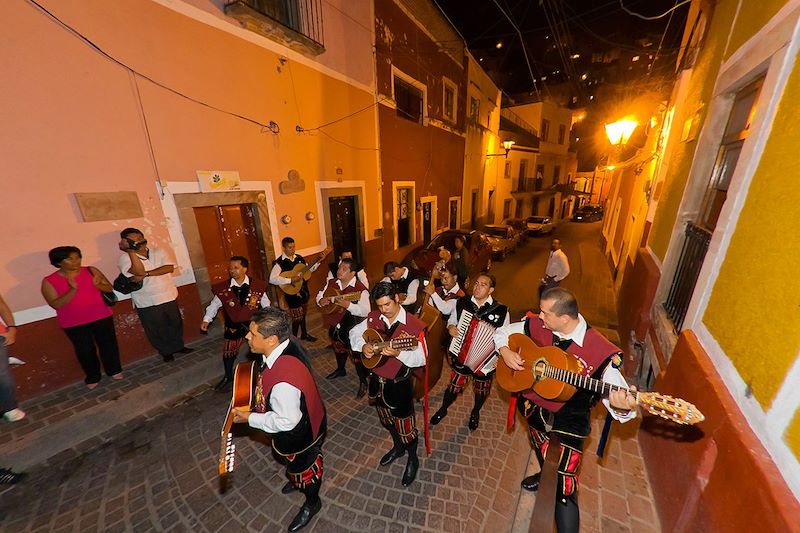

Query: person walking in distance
[539,238,570,298]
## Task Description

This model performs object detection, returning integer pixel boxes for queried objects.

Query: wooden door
[329,195,361,261]
[422,201,432,243]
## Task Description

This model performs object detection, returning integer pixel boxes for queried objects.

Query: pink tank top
[45,267,112,328]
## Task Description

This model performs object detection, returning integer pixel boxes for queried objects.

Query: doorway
[420,196,437,243]
[487,190,495,224]
[329,195,362,261]
[470,189,478,228]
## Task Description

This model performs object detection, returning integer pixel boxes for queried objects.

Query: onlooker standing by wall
[41,246,123,389]
[0,293,25,422]
[539,238,570,298]
[118,228,192,362]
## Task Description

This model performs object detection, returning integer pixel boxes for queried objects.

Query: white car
[525,216,555,235]
[481,224,517,260]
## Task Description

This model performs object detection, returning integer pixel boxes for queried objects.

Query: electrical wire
[620,0,692,21]
[491,0,542,99]
[299,97,388,132]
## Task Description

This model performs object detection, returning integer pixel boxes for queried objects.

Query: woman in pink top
[41,246,123,389]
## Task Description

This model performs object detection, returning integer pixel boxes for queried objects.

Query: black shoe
[178,346,194,354]
[287,498,322,532]
[0,468,27,485]
[468,411,480,431]
[214,377,232,392]
[356,381,368,399]
[402,456,419,487]
[379,446,405,467]
[521,473,541,492]
[326,368,346,380]
[300,334,317,342]
[162,353,175,362]
[429,408,448,425]
[281,481,297,494]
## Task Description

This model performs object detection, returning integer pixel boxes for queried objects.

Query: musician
[430,273,509,431]
[201,256,270,391]
[325,250,369,288]
[315,258,371,396]
[422,262,464,325]
[381,261,422,313]
[349,282,427,487]
[269,237,319,342]
[494,287,637,533]
[233,307,326,532]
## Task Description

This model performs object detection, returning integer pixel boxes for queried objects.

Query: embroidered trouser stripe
[377,406,393,428]
[288,305,307,322]
[447,370,470,394]
[222,337,245,360]
[394,414,418,444]
[473,375,492,397]
[287,453,324,490]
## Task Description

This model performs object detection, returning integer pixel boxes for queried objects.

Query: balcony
[225,0,325,55]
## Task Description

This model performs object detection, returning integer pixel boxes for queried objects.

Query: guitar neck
[333,293,363,303]
[541,365,636,400]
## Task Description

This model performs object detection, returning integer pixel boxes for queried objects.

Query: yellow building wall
[787,409,800,460]
[648,0,740,260]
[725,0,788,61]
[704,59,800,409]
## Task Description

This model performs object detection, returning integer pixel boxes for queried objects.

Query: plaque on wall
[74,191,144,222]
[197,170,241,192]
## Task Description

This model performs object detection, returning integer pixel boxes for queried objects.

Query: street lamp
[487,139,516,158]
[599,117,638,203]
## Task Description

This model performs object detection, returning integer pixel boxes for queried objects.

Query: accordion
[448,311,498,377]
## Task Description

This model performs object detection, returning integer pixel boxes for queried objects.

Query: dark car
[404,229,492,284]
[502,218,528,244]
[572,205,604,222]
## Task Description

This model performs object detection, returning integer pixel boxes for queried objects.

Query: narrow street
[1,222,658,533]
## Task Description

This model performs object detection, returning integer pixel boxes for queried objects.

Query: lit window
[632,55,640,62]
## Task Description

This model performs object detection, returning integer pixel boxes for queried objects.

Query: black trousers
[136,299,184,357]
[63,316,122,384]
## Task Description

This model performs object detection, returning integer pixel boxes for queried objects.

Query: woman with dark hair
[41,246,123,389]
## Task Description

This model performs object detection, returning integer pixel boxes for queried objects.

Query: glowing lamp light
[605,118,638,146]
[502,140,515,152]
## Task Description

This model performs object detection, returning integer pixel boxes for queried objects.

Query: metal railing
[664,221,712,331]
[501,108,538,137]
[227,0,324,48]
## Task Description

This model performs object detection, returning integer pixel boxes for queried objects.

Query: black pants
[63,316,122,384]
[136,299,184,357]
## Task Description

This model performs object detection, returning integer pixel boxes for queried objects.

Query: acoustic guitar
[218,361,257,484]
[317,286,364,315]
[279,246,333,296]
[361,328,419,370]
[495,334,704,426]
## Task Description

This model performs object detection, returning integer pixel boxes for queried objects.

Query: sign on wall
[196,170,241,192]
[74,191,143,222]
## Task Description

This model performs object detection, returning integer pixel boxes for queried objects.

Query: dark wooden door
[329,195,360,261]
[194,204,265,285]
[422,201,432,243]
[449,199,458,229]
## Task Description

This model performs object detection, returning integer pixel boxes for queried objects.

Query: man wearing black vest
[381,261,422,314]
[269,237,318,342]
[430,273,509,430]
[495,287,637,533]
[201,256,270,391]
[234,307,326,532]
[349,282,428,487]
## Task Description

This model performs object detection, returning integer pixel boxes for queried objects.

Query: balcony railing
[512,177,547,193]
[664,221,712,331]
[225,0,325,53]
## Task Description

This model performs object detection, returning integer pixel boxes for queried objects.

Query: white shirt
[494,314,635,423]
[269,253,321,286]
[349,308,427,368]
[380,268,420,306]
[325,261,369,288]
[447,295,511,328]
[202,276,271,324]
[247,339,303,433]
[314,277,371,317]
[545,249,570,282]
[118,247,179,309]
[429,283,461,316]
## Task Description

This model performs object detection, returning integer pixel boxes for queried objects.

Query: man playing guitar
[422,261,464,328]
[430,273,509,431]
[325,250,369,288]
[494,287,637,533]
[349,282,427,487]
[269,237,319,342]
[381,261,423,314]
[315,258,371,396]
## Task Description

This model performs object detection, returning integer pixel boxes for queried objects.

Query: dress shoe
[0,468,27,485]
[356,381,368,399]
[468,411,480,431]
[162,353,175,362]
[429,408,448,425]
[178,346,194,354]
[402,456,419,486]
[214,376,232,392]
[379,446,405,467]
[281,481,297,494]
[300,334,317,342]
[521,473,541,492]
[287,498,322,532]
[325,368,346,380]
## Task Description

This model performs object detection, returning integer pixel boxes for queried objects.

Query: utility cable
[491,0,542,100]
[620,0,691,21]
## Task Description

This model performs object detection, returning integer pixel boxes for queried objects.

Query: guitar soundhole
[533,360,547,381]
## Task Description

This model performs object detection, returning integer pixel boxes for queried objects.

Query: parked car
[481,224,518,260]
[404,229,492,283]
[572,205,604,222]
[502,218,529,244]
[525,215,555,235]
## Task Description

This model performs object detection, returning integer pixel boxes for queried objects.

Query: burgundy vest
[365,310,427,380]
[522,313,620,412]
[212,278,268,325]
[321,277,368,327]
[257,350,325,454]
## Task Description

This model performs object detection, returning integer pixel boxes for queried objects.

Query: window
[394,76,423,124]
[535,164,545,190]
[397,187,413,246]
[518,159,529,191]
[503,199,512,219]
[504,160,511,178]
[443,78,457,123]
[558,124,566,144]
[553,166,561,185]
[541,118,550,142]
[469,96,480,123]
[514,200,523,218]
[449,198,460,229]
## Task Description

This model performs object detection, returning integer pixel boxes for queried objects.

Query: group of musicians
[205,237,639,533]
